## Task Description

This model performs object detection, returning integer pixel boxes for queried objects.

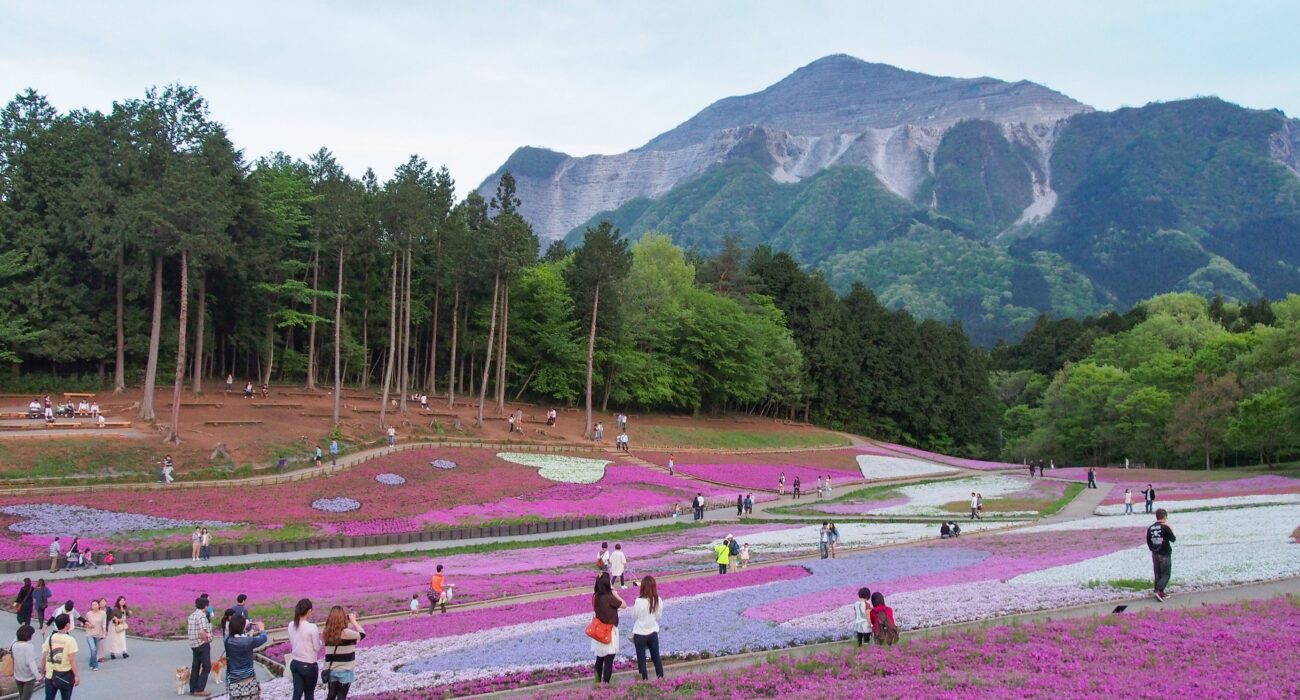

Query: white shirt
[609,550,626,576]
[971,496,979,508]
[853,600,870,634]
[630,596,663,635]
[287,619,322,664]
[1124,492,1133,504]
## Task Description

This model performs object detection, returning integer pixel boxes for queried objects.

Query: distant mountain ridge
[480,55,1091,242]
[480,55,1300,344]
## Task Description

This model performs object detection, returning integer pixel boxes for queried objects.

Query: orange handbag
[584,617,613,644]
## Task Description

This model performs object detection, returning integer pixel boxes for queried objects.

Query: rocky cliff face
[479,55,1093,242]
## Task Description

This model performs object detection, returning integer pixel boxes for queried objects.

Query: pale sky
[3,1,1297,191]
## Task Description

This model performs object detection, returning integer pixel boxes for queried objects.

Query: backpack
[874,610,900,646]
[728,540,741,556]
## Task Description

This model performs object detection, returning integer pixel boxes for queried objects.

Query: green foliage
[931,120,1035,229]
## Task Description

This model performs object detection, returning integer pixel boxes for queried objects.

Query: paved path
[0,611,275,700]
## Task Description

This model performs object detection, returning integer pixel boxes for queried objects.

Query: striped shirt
[323,628,365,673]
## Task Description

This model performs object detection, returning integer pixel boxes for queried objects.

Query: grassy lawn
[635,425,849,450]
[937,483,1085,516]
[0,439,158,480]
[1087,578,1150,592]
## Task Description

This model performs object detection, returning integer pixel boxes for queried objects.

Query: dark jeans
[1145,500,1154,513]
[43,671,74,700]
[1152,552,1172,593]
[856,632,872,646]
[191,642,211,693]
[200,545,211,560]
[290,659,319,700]
[593,654,615,683]
[325,680,352,700]
[819,541,829,559]
[717,563,728,575]
[633,631,663,679]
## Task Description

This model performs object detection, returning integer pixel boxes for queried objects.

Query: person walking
[713,537,731,575]
[48,538,61,573]
[106,597,130,659]
[200,528,212,561]
[32,581,51,633]
[825,476,833,498]
[778,472,785,496]
[314,445,323,468]
[386,426,396,448]
[597,543,611,575]
[225,374,234,395]
[428,565,450,614]
[11,624,40,700]
[589,573,625,685]
[192,527,203,561]
[1124,489,1134,515]
[321,606,367,700]
[222,614,267,700]
[187,597,213,697]
[630,575,664,681]
[818,523,831,559]
[744,493,753,515]
[1147,508,1176,602]
[329,439,339,466]
[816,475,825,498]
[609,544,627,589]
[793,476,802,499]
[1087,467,1097,489]
[1142,484,1156,514]
[829,523,841,559]
[969,492,981,520]
[736,494,744,517]
[161,455,175,484]
[40,613,79,699]
[852,587,873,647]
[287,598,322,700]
[13,577,34,627]
[666,453,674,476]
[83,600,105,672]
[693,493,705,521]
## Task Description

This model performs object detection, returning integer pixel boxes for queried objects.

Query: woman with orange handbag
[587,573,626,684]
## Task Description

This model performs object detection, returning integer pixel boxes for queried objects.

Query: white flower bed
[497,452,610,484]
[430,459,457,470]
[782,580,1126,632]
[375,473,407,486]
[870,474,1036,518]
[856,454,957,480]
[1094,493,1300,516]
[1010,503,1300,589]
[311,497,361,513]
[705,520,1017,555]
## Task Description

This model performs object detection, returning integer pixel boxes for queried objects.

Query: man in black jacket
[1146,508,1176,602]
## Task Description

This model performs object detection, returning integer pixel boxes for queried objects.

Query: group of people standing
[587,572,664,685]
[775,473,834,499]
[190,527,214,561]
[8,583,133,700]
[46,538,111,573]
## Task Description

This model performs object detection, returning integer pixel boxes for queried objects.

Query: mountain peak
[642,54,1089,151]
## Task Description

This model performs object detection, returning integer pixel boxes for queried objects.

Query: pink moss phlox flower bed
[549,597,1300,700]
[870,442,1022,471]
[261,564,810,663]
[812,496,910,515]
[640,450,863,474]
[672,462,864,491]
[1055,471,1300,505]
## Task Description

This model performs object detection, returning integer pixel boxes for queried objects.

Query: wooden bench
[250,403,304,409]
[63,392,96,400]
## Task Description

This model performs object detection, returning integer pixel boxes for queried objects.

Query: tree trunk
[139,254,164,422]
[495,283,509,411]
[306,247,319,390]
[379,252,399,428]
[427,284,440,394]
[360,304,370,389]
[113,246,126,393]
[513,365,538,401]
[332,245,345,427]
[582,283,600,438]
[191,269,206,394]
[166,250,189,443]
[263,317,276,387]
[398,247,412,412]
[600,366,615,413]
[476,273,500,427]
[447,287,459,408]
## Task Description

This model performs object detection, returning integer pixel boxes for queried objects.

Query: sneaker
[192,692,211,698]
[1154,592,1165,603]
[122,652,130,658]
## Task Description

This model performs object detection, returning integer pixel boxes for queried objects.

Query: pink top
[287,619,322,664]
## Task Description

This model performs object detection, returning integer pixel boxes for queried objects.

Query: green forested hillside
[567,98,1300,344]
[993,292,1300,468]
